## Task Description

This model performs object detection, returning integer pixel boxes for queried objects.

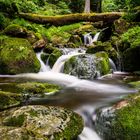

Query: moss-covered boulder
[86,41,118,65]
[0,82,61,97]
[95,94,140,140]
[0,105,84,140]
[0,36,40,74]
[3,24,28,38]
[0,91,21,110]
[64,51,110,79]
[123,46,140,72]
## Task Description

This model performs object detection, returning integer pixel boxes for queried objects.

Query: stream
[0,48,137,140]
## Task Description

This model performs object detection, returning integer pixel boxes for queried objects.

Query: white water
[0,48,137,140]
[36,51,50,72]
[52,49,85,72]
[84,32,100,46]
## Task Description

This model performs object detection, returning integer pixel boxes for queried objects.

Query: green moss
[3,24,28,37]
[0,82,61,96]
[45,23,82,44]
[0,91,21,110]
[129,81,140,91]
[86,41,118,63]
[3,114,25,127]
[95,51,111,75]
[48,49,63,68]
[0,36,40,74]
[121,26,140,47]
[112,97,140,140]
[53,111,84,139]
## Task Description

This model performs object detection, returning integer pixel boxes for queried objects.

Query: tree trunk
[19,12,123,26]
[84,0,90,13]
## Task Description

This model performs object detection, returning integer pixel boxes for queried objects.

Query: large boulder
[0,105,84,140]
[0,36,40,74]
[64,51,110,80]
[120,26,140,71]
[123,46,140,72]
[94,92,140,140]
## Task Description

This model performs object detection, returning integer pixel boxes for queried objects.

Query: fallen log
[19,12,123,26]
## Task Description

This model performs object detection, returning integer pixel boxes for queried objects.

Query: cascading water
[84,32,100,46]
[0,48,137,140]
[52,48,86,73]
[36,51,50,72]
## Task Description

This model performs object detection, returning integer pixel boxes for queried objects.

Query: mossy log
[19,12,123,26]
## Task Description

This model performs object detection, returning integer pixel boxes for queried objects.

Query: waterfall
[0,48,136,140]
[52,48,86,73]
[84,32,100,46]
[36,51,50,72]
[109,58,117,72]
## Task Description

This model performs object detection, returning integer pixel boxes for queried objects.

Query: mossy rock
[123,46,140,72]
[0,91,21,110]
[64,51,110,79]
[0,105,84,140]
[3,24,43,45]
[95,52,111,75]
[0,82,61,96]
[48,49,63,68]
[95,94,140,140]
[3,24,28,38]
[129,81,140,91]
[114,19,130,34]
[86,41,118,65]
[68,34,83,47]
[0,36,40,74]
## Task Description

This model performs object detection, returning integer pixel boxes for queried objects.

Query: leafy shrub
[0,13,10,29]
[121,26,140,48]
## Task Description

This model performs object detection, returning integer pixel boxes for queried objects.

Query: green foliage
[46,23,82,43]
[0,13,10,30]
[102,0,119,12]
[121,26,140,48]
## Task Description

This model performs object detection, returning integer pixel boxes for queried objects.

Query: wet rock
[0,105,84,140]
[32,39,46,50]
[0,91,21,110]
[95,94,140,140]
[48,49,63,68]
[0,36,40,74]
[3,24,28,38]
[0,82,61,97]
[86,41,118,65]
[64,51,110,79]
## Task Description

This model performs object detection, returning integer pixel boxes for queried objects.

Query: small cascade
[4,47,135,140]
[109,58,117,72]
[36,51,50,72]
[84,32,100,46]
[52,48,86,73]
